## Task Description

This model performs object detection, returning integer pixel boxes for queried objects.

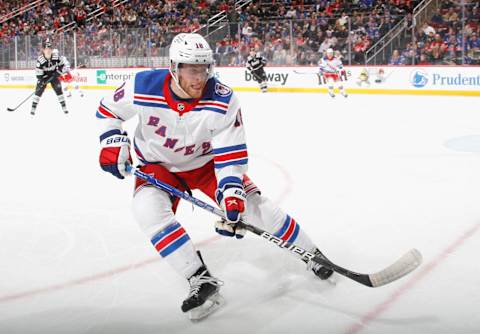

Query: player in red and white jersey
[58,59,84,98]
[318,48,348,98]
[96,33,333,321]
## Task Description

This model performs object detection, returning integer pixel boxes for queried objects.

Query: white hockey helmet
[326,48,334,56]
[169,33,214,83]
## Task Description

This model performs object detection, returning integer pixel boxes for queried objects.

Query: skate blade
[188,292,225,322]
[326,274,338,285]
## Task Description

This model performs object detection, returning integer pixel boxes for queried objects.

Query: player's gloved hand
[215,218,246,239]
[99,130,132,179]
[37,75,49,85]
[215,185,247,238]
[60,71,73,82]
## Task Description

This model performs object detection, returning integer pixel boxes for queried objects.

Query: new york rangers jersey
[97,69,248,186]
[319,56,343,74]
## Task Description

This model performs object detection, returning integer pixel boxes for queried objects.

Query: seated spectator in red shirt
[417,53,431,65]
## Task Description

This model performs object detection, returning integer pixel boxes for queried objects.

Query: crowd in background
[0,0,479,67]
[214,0,420,65]
[389,0,479,65]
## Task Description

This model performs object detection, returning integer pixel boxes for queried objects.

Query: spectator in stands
[389,49,404,65]
[417,53,431,65]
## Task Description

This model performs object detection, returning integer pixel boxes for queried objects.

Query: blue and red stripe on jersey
[133,94,169,109]
[213,144,248,169]
[192,100,229,115]
[151,222,190,257]
[133,139,149,164]
[96,100,122,120]
[274,215,300,243]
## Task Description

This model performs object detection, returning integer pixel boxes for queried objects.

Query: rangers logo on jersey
[215,82,232,97]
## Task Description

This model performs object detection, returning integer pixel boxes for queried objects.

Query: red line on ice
[344,222,480,334]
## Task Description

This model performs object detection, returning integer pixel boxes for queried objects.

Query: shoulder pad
[134,69,169,96]
[214,82,232,97]
[202,77,233,105]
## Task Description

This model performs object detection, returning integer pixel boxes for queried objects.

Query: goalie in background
[246,48,268,93]
[318,48,348,98]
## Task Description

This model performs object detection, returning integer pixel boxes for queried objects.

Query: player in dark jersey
[30,39,69,115]
[246,48,268,93]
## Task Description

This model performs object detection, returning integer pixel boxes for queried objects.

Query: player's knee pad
[246,193,301,243]
[53,81,63,95]
[132,187,177,238]
[245,193,284,231]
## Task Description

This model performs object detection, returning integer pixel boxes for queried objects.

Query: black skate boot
[181,264,224,321]
[305,248,334,280]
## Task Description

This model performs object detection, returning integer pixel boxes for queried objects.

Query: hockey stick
[293,70,318,75]
[7,76,54,112]
[128,167,422,287]
[7,92,35,112]
[249,70,266,84]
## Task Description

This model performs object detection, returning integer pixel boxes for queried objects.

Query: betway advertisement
[1,66,479,96]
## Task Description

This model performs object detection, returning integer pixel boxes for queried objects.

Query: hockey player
[319,48,348,98]
[59,59,84,98]
[31,39,69,115]
[246,48,268,93]
[97,33,333,321]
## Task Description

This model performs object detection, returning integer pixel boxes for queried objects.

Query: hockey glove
[99,130,132,179]
[215,185,247,239]
[60,71,73,82]
[37,75,49,86]
[215,218,246,239]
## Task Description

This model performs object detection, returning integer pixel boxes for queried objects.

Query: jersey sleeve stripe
[213,150,248,163]
[212,144,247,155]
[218,176,243,190]
[214,158,248,169]
[96,105,122,120]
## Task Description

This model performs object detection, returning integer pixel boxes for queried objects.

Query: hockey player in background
[59,59,84,98]
[97,33,333,321]
[31,39,69,115]
[319,48,348,98]
[246,48,268,92]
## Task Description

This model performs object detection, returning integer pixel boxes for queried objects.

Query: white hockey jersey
[319,56,343,74]
[97,69,248,187]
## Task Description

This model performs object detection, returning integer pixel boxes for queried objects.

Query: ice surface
[0,89,479,334]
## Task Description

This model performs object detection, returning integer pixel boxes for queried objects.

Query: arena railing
[364,0,442,65]
[0,0,47,25]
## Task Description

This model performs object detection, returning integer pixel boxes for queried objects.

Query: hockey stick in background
[6,76,54,112]
[293,70,318,75]
[128,167,423,288]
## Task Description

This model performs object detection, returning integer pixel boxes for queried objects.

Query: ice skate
[181,265,224,321]
[305,248,335,283]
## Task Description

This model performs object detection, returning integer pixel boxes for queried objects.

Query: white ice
[0,88,479,334]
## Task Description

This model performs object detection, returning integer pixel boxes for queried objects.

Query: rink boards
[0,66,479,96]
